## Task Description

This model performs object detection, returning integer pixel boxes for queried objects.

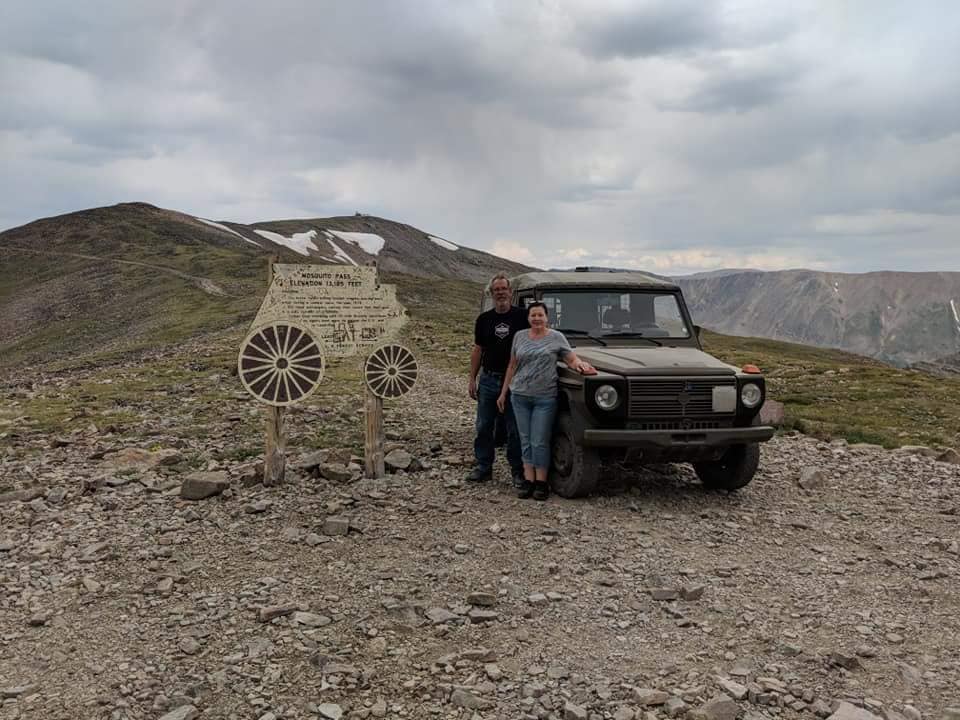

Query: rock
[0,488,44,504]
[826,702,884,720]
[799,467,826,490]
[828,652,863,670]
[936,448,960,464]
[902,706,921,720]
[897,445,939,457]
[634,689,670,706]
[45,487,67,504]
[528,592,549,605]
[179,471,229,500]
[317,703,344,720]
[371,699,388,718]
[179,637,201,655]
[322,516,350,536]
[467,609,498,623]
[941,709,960,720]
[690,694,738,720]
[665,697,688,717]
[450,688,493,710]
[2,686,37,699]
[28,612,48,627]
[718,678,748,700]
[258,604,297,622]
[296,450,328,470]
[485,663,502,681]
[681,583,706,601]
[564,701,588,720]
[319,463,353,483]
[425,607,459,624]
[104,447,182,470]
[614,708,635,720]
[292,611,331,627]
[649,588,679,601]
[467,591,497,606]
[159,707,199,720]
[81,577,102,593]
[759,398,785,426]
[385,448,413,471]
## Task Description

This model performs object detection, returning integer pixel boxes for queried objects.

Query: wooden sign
[239,261,415,484]
[250,265,406,358]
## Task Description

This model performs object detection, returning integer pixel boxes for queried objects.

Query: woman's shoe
[517,481,534,499]
[532,482,549,501]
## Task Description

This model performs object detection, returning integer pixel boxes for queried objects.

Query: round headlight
[740,382,762,408]
[595,384,619,410]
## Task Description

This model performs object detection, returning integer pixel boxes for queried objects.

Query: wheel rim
[364,344,418,399]
[238,322,325,406]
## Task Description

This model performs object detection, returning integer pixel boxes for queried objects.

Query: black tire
[693,440,760,491]
[549,412,600,498]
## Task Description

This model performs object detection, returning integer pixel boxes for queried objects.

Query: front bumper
[582,425,775,449]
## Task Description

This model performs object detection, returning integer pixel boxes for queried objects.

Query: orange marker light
[741,364,762,374]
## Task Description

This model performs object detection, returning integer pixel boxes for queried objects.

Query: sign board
[250,264,407,358]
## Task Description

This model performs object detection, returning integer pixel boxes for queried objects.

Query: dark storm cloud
[574,1,721,59]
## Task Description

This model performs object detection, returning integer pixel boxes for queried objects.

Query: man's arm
[468,344,483,399]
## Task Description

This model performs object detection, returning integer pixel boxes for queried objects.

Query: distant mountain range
[2,203,958,372]
[673,268,960,368]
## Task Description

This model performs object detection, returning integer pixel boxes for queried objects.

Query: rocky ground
[1,342,959,720]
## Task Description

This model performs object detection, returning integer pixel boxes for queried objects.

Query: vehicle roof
[511,271,678,291]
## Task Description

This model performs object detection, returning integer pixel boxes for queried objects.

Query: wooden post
[364,387,385,478]
[264,255,286,486]
[364,259,386,479]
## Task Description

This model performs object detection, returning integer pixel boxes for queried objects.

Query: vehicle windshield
[534,290,690,339]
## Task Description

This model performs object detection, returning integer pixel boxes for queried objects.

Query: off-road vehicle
[498,270,775,498]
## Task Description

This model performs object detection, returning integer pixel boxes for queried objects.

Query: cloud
[1,0,959,273]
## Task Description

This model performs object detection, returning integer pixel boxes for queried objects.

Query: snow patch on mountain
[322,232,358,266]
[197,218,261,247]
[951,298,960,332]
[428,235,458,251]
[329,230,384,256]
[252,229,319,256]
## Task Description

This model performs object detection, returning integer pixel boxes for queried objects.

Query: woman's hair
[527,301,549,317]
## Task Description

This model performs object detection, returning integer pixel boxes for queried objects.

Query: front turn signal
[741,363,762,374]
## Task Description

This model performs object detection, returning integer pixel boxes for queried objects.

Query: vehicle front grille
[627,377,736,419]
[626,419,731,431]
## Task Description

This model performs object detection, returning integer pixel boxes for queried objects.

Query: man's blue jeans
[510,392,558,469]
[475,371,522,475]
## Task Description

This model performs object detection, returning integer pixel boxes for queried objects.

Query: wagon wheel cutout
[364,344,418,399]
[238,322,325,406]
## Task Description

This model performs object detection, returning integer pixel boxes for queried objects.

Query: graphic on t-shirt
[494,322,510,339]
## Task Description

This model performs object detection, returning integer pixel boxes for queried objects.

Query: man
[468,272,528,486]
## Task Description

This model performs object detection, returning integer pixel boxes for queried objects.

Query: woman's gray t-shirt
[509,329,572,397]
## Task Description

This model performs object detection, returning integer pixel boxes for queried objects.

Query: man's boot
[466,467,492,483]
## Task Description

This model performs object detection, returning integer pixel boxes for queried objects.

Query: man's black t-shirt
[475,306,529,374]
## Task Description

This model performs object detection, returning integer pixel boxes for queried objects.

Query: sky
[2,0,959,274]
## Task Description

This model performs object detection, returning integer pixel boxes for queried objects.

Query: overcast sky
[2,1,959,274]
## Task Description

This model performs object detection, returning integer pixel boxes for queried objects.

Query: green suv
[503,270,774,498]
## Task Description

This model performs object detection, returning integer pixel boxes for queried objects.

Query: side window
[654,295,689,337]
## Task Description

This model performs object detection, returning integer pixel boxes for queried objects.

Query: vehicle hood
[575,346,738,376]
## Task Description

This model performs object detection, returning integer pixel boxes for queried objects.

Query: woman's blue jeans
[510,393,558,470]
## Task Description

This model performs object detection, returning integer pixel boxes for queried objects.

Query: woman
[496,302,596,500]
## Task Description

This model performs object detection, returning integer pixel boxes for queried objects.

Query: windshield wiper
[600,332,663,347]
[554,328,607,346]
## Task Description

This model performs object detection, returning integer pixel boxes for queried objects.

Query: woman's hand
[575,360,597,375]
[496,392,507,413]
